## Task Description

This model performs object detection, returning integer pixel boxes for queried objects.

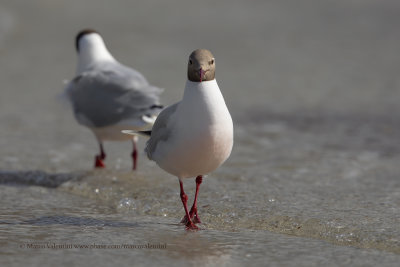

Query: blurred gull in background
[64,29,163,170]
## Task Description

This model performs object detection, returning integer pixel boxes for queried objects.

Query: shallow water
[1,0,400,266]
[2,185,400,267]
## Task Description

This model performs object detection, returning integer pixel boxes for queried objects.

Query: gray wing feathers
[65,66,163,128]
[145,103,178,160]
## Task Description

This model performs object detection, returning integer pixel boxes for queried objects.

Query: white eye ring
[210,58,215,64]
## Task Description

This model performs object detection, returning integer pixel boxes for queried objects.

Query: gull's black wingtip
[139,131,152,136]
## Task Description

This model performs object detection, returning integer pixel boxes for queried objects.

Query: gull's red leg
[179,179,198,230]
[94,141,106,168]
[181,175,203,224]
[189,175,202,223]
[131,137,138,170]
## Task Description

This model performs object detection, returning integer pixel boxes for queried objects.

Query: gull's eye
[210,58,215,65]
[189,59,193,65]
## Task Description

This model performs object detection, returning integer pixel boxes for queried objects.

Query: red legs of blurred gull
[94,138,137,170]
[94,141,106,168]
[179,179,198,230]
[181,175,203,225]
[131,137,138,170]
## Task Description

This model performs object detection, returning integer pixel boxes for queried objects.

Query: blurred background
[1,0,400,266]
[1,0,400,170]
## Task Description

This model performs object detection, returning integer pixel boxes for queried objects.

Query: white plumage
[148,80,233,179]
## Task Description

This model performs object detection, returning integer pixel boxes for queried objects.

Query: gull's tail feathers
[121,130,151,138]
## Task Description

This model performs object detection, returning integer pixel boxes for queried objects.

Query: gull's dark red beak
[198,68,206,82]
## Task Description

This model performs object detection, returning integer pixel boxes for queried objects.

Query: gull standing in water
[124,49,233,229]
[65,29,163,169]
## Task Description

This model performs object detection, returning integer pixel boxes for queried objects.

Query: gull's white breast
[154,80,233,178]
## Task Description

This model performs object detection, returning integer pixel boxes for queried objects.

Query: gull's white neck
[183,79,220,100]
[77,34,116,74]
[179,79,230,124]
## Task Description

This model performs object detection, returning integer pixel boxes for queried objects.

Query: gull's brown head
[187,49,215,82]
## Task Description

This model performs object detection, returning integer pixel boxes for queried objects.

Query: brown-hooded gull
[124,49,233,229]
